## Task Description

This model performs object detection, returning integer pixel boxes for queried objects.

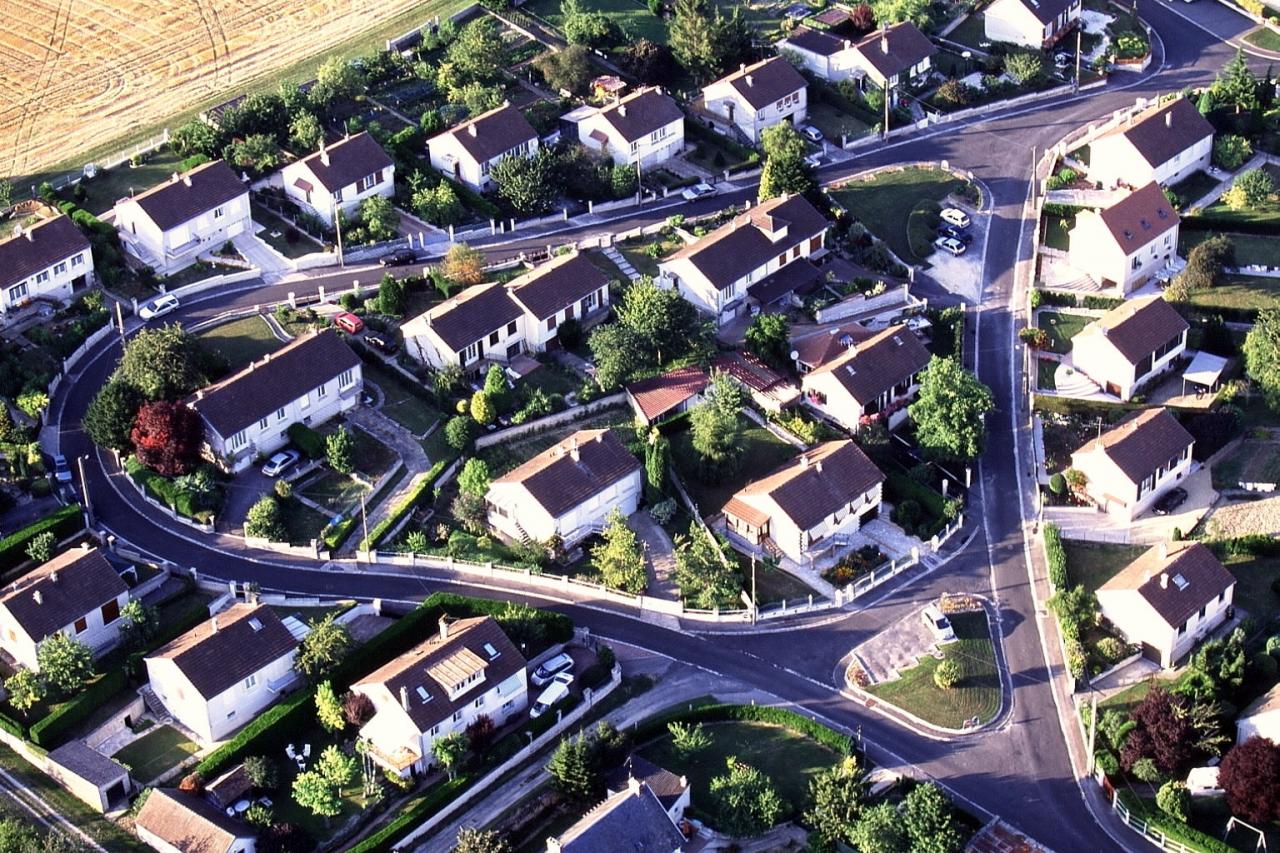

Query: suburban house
[700,56,808,143]
[1087,98,1214,191]
[789,323,875,373]
[113,159,251,275]
[1067,181,1180,294]
[657,194,829,325]
[778,23,936,102]
[800,326,931,432]
[46,738,131,814]
[426,103,539,191]
[983,0,1082,48]
[0,214,94,322]
[402,252,610,371]
[1096,541,1235,668]
[186,329,362,473]
[144,603,303,743]
[1069,407,1195,522]
[547,778,685,853]
[281,132,396,225]
[604,755,691,824]
[722,440,886,565]
[1237,684,1280,745]
[135,788,257,853]
[573,87,685,169]
[486,429,642,547]
[626,366,711,426]
[353,616,526,778]
[1070,295,1189,401]
[0,545,130,672]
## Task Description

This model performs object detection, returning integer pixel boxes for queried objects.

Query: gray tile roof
[851,22,937,80]
[136,789,254,853]
[1018,0,1079,25]
[415,281,525,353]
[1094,181,1179,251]
[1103,97,1214,170]
[126,160,247,232]
[552,782,684,853]
[147,604,297,700]
[0,546,126,642]
[294,132,394,193]
[0,215,91,291]
[781,26,846,57]
[47,741,129,787]
[494,429,641,519]
[605,755,688,811]
[1100,542,1235,628]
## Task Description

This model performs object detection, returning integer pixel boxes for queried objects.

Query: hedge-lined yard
[0,504,85,575]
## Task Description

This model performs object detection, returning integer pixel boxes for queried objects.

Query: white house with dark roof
[573,87,685,169]
[778,23,936,102]
[352,616,526,778]
[1070,296,1189,401]
[657,194,829,325]
[281,132,395,225]
[144,603,302,744]
[0,545,129,672]
[425,104,539,190]
[1096,541,1235,668]
[485,429,642,547]
[548,779,685,853]
[983,0,1082,48]
[1237,684,1280,745]
[1069,408,1195,522]
[701,56,808,143]
[113,160,251,275]
[1068,181,1180,294]
[800,326,931,432]
[506,252,612,350]
[135,788,257,853]
[0,215,94,322]
[186,329,362,473]
[605,755,691,824]
[722,440,885,564]
[1089,98,1214,191]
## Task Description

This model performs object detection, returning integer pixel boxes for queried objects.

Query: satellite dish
[789,350,799,360]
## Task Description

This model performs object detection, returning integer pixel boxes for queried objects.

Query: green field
[1181,230,1280,267]
[1213,438,1280,489]
[1245,26,1280,52]
[197,315,284,371]
[1063,541,1147,594]
[525,0,668,42]
[1037,311,1089,354]
[831,167,968,262]
[1189,274,1280,313]
[112,725,200,782]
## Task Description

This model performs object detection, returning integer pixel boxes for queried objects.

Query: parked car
[1153,487,1189,516]
[334,312,364,335]
[52,454,72,484]
[940,208,971,228]
[531,652,574,686]
[804,153,823,168]
[799,124,824,143]
[261,450,301,478]
[682,182,717,201]
[530,672,574,718]
[936,225,973,244]
[138,294,180,320]
[379,249,418,266]
[365,332,398,354]
[934,236,967,256]
[922,605,957,643]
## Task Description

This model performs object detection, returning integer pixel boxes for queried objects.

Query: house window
[229,431,247,449]
[339,369,354,388]
[430,725,440,736]
[7,282,27,303]
[73,617,88,634]
[259,417,269,430]
[463,341,480,363]
[452,710,463,722]
[1199,605,1206,621]
[474,696,483,708]
[244,674,258,690]
[359,173,379,192]
[630,141,639,154]
[1179,621,1188,635]
[506,321,518,336]
[277,407,287,420]
[489,330,500,346]
[1218,591,1225,602]
[101,599,120,623]
[481,160,492,177]
[35,271,49,284]
[546,315,557,331]
[583,291,598,312]
[213,206,224,219]
[54,262,67,275]
[299,394,311,410]
[1131,256,1141,270]
[317,383,327,398]
[333,189,344,201]
[71,254,83,268]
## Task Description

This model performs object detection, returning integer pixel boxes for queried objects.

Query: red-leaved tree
[850,3,876,35]
[1221,737,1280,824]
[131,401,203,476]
[1121,687,1194,775]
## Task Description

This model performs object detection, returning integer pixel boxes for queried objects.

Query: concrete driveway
[1044,467,1217,545]
[852,607,942,685]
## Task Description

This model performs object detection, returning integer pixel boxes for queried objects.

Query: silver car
[139,294,180,320]
[531,652,574,686]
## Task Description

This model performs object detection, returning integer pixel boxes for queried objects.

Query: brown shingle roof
[1095,181,1180,251]
[136,789,253,853]
[126,160,247,232]
[1100,542,1235,628]
[431,104,538,165]
[147,604,297,700]
[0,215,91,291]
[295,132,394,193]
[734,440,885,530]
[187,329,360,440]
[711,56,807,110]
[354,616,525,733]
[1074,408,1194,486]
[665,194,829,291]
[506,253,609,320]
[596,87,684,143]
[494,429,641,519]
[1101,97,1214,169]
[1075,295,1189,365]
[0,546,126,642]
[626,366,710,422]
[806,326,931,405]
[412,281,524,353]
[852,22,937,81]
[782,26,846,57]
[790,323,876,368]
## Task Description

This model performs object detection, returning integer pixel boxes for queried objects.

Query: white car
[934,236,967,256]
[804,153,823,169]
[939,207,971,229]
[682,182,717,201]
[922,605,957,643]
[139,294,180,320]
[530,672,574,718]
[799,124,824,143]
[261,450,300,478]
[531,652,574,686]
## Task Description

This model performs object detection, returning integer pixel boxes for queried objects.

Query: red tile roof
[626,366,710,422]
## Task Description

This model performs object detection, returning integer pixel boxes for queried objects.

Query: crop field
[1,0,459,180]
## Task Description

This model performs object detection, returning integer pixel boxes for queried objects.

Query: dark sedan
[1152,487,1188,516]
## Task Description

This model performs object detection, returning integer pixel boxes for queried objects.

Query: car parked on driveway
[139,294,180,320]
[799,124,824,143]
[530,672,574,718]
[262,450,301,478]
[922,605,957,643]
[940,207,971,228]
[531,652,573,686]
[682,182,717,201]
[365,332,398,354]
[936,225,973,244]
[934,236,967,256]
[52,455,72,484]
[334,312,364,334]
[1153,487,1188,516]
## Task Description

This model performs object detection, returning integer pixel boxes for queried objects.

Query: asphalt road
[48,5,1267,848]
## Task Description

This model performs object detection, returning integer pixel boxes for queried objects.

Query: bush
[1213,135,1253,171]
[29,669,128,747]
[358,460,447,550]
[1044,523,1067,590]
[1095,636,1130,665]
[0,504,85,574]
[1048,473,1066,495]
[287,423,325,459]
[934,658,961,689]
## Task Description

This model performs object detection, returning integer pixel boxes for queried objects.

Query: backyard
[1036,310,1089,354]
[1062,540,1147,593]
[477,406,636,477]
[74,147,188,215]
[669,416,799,516]
[1041,206,1077,251]
[1181,229,1280,267]
[1189,274,1280,314]
[111,724,201,783]
[830,167,972,262]
[806,101,873,144]
[1223,554,1280,617]
[1168,171,1219,209]
[362,362,447,438]
[866,611,1001,730]
[196,315,284,371]
[250,203,326,260]
[1212,437,1280,490]
[279,497,333,544]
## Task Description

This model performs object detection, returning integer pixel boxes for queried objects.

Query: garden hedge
[0,710,27,740]
[1115,789,1236,853]
[322,517,358,551]
[194,688,314,778]
[630,702,855,757]
[1044,523,1067,590]
[358,460,447,550]
[0,504,85,575]
[29,668,128,748]
[348,774,474,853]
[287,423,326,460]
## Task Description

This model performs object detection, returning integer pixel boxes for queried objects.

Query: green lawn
[806,101,873,144]
[1181,230,1280,267]
[298,470,370,512]
[111,725,200,782]
[279,498,332,544]
[1042,208,1076,250]
[1037,311,1089,354]
[524,0,668,42]
[1245,26,1280,52]
[197,315,284,371]
[75,148,187,215]
[866,611,1001,730]
[735,553,820,605]
[1189,274,1280,314]
[946,12,989,51]
[1037,358,1058,391]
[619,233,683,279]
[478,407,635,477]
[639,720,839,822]
[1224,555,1280,621]
[251,203,326,259]
[670,418,799,517]
[1213,438,1280,489]
[1197,196,1280,230]
[351,429,399,479]
[363,362,445,437]
[830,167,970,263]
[1169,171,1220,209]
[1063,541,1147,594]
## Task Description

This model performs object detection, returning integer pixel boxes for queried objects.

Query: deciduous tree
[441,243,486,287]
[25,531,55,565]
[690,371,744,482]
[325,426,355,474]
[1004,52,1043,85]
[458,458,492,498]
[674,522,740,609]
[316,681,345,733]
[119,325,204,400]
[84,380,143,453]
[357,195,400,242]
[1223,168,1274,209]
[288,112,324,153]
[903,782,965,853]
[708,756,784,837]
[908,356,995,462]
[1220,736,1280,823]
[131,400,203,476]
[292,770,342,819]
[492,148,560,217]
[245,495,288,542]
[36,633,93,696]
[850,801,909,853]
[376,274,406,317]
[804,756,868,853]
[592,508,647,593]
[744,312,791,371]
[120,599,160,651]
[315,745,357,787]
[295,614,353,681]
[758,125,813,201]
[453,828,512,853]
[244,755,279,789]
[434,732,469,781]
[1245,309,1280,410]
[343,691,376,727]
[3,668,45,715]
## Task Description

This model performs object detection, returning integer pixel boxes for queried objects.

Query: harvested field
[1,0,462,180]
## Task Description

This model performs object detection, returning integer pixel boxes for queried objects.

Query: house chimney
[844,39,852,50]
[1165,111,1172,128]
[182,174,192,187]
[1160,573,1169,589]
[618,104,627,118]
[468,123,478,137]
[50,571,58,584]
[23,228,33,242]
[739,63,746,74]
[628,776,643,796]
[1158,541,1168,560]
[570,437,580,462]
[881,34,890,54]
[745,74,755,87]
[400,686,409,711]
[815,460,823,473]
[439,616,450,641]
[800,454,809,468]
[211,616,218,632]
[319,140,330,167]
[171,172,180,183]
[32,591,42,605]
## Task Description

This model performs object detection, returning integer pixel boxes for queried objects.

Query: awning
[293,178,314,193]
[1183,350,1228,389]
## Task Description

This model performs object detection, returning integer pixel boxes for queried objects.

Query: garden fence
[472,394,628,448]
[23,130,170,199]
[1111,793,1203,853]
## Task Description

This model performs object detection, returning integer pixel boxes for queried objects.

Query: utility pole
[335,210,345,269]
[751,553,758,624]
[883,84,890,139]
[77,455,94,526]
[115,300,126,340]
[1074,28,1082,92]
[360,493,368,549]
[1086,692,1099,774]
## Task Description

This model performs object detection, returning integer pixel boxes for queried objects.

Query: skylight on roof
[1172,574,1189,591]
[416,686,432,703]
[483,642,501,660]
[248,618,263,632]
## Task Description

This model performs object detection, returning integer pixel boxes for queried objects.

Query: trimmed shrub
[29,669,128,747]
[1044,523,1068,590]
[287,423,325,459]
[0,505,85,574]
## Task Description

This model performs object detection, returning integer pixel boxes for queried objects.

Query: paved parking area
[853,607,941,685]
[1044,467,1216,545]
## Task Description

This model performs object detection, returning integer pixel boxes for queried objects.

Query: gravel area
[1207,495,1280,539]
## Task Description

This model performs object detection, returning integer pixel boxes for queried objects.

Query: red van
[334,312,364,334]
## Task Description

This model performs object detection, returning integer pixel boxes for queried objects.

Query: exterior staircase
[602,245,641,283]
[137,684,168,718]
[1054,362,1103,398]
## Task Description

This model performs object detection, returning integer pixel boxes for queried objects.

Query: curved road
[48,6,1264,848]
